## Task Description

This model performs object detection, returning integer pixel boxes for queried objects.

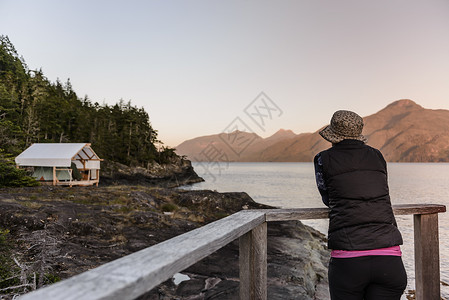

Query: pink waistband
[331,246,402,258]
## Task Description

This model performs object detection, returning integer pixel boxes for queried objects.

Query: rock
[100,158,204,187]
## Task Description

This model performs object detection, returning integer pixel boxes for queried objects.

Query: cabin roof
[15,143,101,167]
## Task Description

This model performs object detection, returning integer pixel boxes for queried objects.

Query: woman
[314,110,407,300]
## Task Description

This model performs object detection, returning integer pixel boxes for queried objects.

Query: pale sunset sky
[1,0,449,147]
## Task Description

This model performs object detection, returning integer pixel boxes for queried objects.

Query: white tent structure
[15,143,102,186]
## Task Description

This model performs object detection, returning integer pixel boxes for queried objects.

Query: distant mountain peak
[273,129,295,136]
[385,99,423,110]
[276,128,294,134]
[266,129,296,141]
[221,130,261,138]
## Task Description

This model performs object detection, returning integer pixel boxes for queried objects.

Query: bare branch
[0,283,34,292]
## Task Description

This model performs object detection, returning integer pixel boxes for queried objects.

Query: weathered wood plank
[239,223,267,300]
[414,213,441,300]
[263,204,446,221]
[239,231,251,300]
[393,204,446,215]
[264,207,329,221]
[20,210,266,300]
[252,223,267,300]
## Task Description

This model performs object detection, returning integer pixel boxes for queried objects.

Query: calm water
[184,162,449,299]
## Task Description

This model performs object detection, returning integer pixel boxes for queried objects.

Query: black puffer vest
[320,140,403,250]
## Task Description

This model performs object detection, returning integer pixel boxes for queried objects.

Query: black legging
[328,256,407,300]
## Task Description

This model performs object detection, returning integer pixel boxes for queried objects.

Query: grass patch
[113,206,133,213]
[72,197,94,205]
[161,203,178,212]
[215,212,230,219]
[43,273,61,284]
[110,235,127,244]
[186,214,205,223]
[20,201,43,209]
[109,196,132,206]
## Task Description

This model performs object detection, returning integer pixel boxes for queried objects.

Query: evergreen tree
[0,150,38,188]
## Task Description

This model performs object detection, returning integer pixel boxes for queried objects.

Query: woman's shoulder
[364,144,387,165]
[314,150,328,162]
[365,144,385,156]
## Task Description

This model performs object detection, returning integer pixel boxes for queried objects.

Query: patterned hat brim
[319,125,367,144]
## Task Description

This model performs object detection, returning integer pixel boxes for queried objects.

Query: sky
[1,0,449,147]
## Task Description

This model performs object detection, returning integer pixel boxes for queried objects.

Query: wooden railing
[19,204,446,300]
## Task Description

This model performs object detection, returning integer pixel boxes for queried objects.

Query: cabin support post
[69,169,73,187]
[239,222,267,300]
[52,166,56,186]
[414,213,440,299]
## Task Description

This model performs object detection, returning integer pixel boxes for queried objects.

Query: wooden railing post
[239,222,267,300]
[414,213,440,299]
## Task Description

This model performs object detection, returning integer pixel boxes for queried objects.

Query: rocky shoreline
[100,158,205,188]
[0,160,330,299]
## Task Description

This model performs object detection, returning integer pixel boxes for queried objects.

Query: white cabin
[15,143,102,186]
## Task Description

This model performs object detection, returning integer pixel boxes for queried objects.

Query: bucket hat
[319,110,367,144]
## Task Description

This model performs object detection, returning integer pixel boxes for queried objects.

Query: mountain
[264,129,297,142]
[176,99,449,162]
[363,100,449,161]
[175,129,298,162]
[175,131,263,162]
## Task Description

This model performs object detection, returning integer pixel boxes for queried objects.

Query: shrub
[161,203,178,212]
[0,150,39,188]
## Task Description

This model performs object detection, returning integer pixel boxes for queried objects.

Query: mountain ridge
[176,99,449,162]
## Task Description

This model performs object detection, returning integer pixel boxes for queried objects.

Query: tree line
[0,35,177,173]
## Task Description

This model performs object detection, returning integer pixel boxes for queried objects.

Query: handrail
[19,204,446,300]
[263,203,446,221]
[20,210,266,300]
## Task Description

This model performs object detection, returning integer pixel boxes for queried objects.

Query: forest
[0,35,177,186]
